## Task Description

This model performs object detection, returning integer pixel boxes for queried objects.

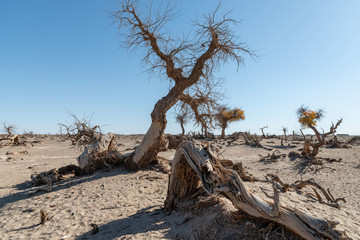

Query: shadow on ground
[0,168,133,208]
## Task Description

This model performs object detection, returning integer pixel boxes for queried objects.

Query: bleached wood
[166,140,344,240]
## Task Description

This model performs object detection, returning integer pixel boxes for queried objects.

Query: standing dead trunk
[301,139,311,156]
[282,127,288,141]
[220,127,226,139]
[115,1,254,169]
[180,121,185,136]
[131,93,177,168]
[300,129,306,141]
[260,126,268,139]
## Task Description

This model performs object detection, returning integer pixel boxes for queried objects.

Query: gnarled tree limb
[165,140,344,240]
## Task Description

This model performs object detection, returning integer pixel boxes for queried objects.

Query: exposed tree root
[266,174,346,209]
[165,140,346,240]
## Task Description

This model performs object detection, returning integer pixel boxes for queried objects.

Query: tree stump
[77,133,124,174]
[165,140,345,240]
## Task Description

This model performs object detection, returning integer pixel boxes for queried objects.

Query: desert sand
[0,135,359,239]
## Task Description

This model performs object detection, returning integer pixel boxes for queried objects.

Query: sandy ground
[0,135,359,239]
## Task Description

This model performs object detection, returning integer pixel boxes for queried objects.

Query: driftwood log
[165,140,344,240]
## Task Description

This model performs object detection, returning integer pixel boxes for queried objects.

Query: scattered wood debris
[266,174,346,208]
[90,223,99,235]
[259,150,286,163]
[40,210,50,224]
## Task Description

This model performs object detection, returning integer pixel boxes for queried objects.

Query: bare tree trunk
[115,1,254,169]
[180,121,185,136]
[260,126,268,139]
[300,129,306,141]
[131,93,175,168]
[283,129,287,141]
[220,127,225,139]
[165,141,344,240]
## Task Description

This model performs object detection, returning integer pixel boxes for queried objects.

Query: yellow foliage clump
[298,110,320,127]
[222,108,245,122]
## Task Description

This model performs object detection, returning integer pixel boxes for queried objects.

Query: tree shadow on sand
[74,205,173,240]
[74,203,302,240]
[0,168,133,209]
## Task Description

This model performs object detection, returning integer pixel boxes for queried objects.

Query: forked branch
[165,140,345,240]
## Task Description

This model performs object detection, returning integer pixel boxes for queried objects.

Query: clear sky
[1,0,359,136]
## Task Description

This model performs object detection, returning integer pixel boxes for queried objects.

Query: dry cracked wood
[165,140,345,240]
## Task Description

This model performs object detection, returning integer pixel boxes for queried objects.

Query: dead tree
[259,125,268,139]
[297,106,343,158]
[0,122,20,145]
[267,174,346,209]
[59,113,101,146]
[282,127,288,141]
[165,140,345,239]
[114,1,253,168]
[300,128,307,141]
[178,77,224,137]
[242,132,272,150]
[175,110,189,136]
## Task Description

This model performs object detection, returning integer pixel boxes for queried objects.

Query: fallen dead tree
[59,113,101,146]
[242,133,272,150]
[77,133,126,174]
[165,140,345,240]
[31,133,126,186]
[0,123,22,146]
[266,174,346,209]
[31,165,81,186]
[326,136,351,149]
[259,150,286,163]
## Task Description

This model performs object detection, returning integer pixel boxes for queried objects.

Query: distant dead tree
[282,127,288,141]
[114,1,254,168]
[175,109,189,136]
[259,125,268,138]
[178,77,224,137]
[216,106,245,139]
[3,122,15,138]
[297,106,342,157]
[0,122,20,145]
[59,113,101,146]
[299,128,306,141]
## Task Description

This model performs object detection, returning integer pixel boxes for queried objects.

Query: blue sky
[1,0,359,135]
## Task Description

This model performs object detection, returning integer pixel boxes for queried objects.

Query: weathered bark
[300,129,306,141]
[220,126,226,139]
[301,140,311,156]
[0,134,20,145]
[31,165,81,186]
[77,133,124,173]
[165,140,344,240]
[115,2,253,169]
[242,133,272,151]
[180,121,185,136]
[129,28,224,168]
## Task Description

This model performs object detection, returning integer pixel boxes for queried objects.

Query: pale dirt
[0,135,359,239]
